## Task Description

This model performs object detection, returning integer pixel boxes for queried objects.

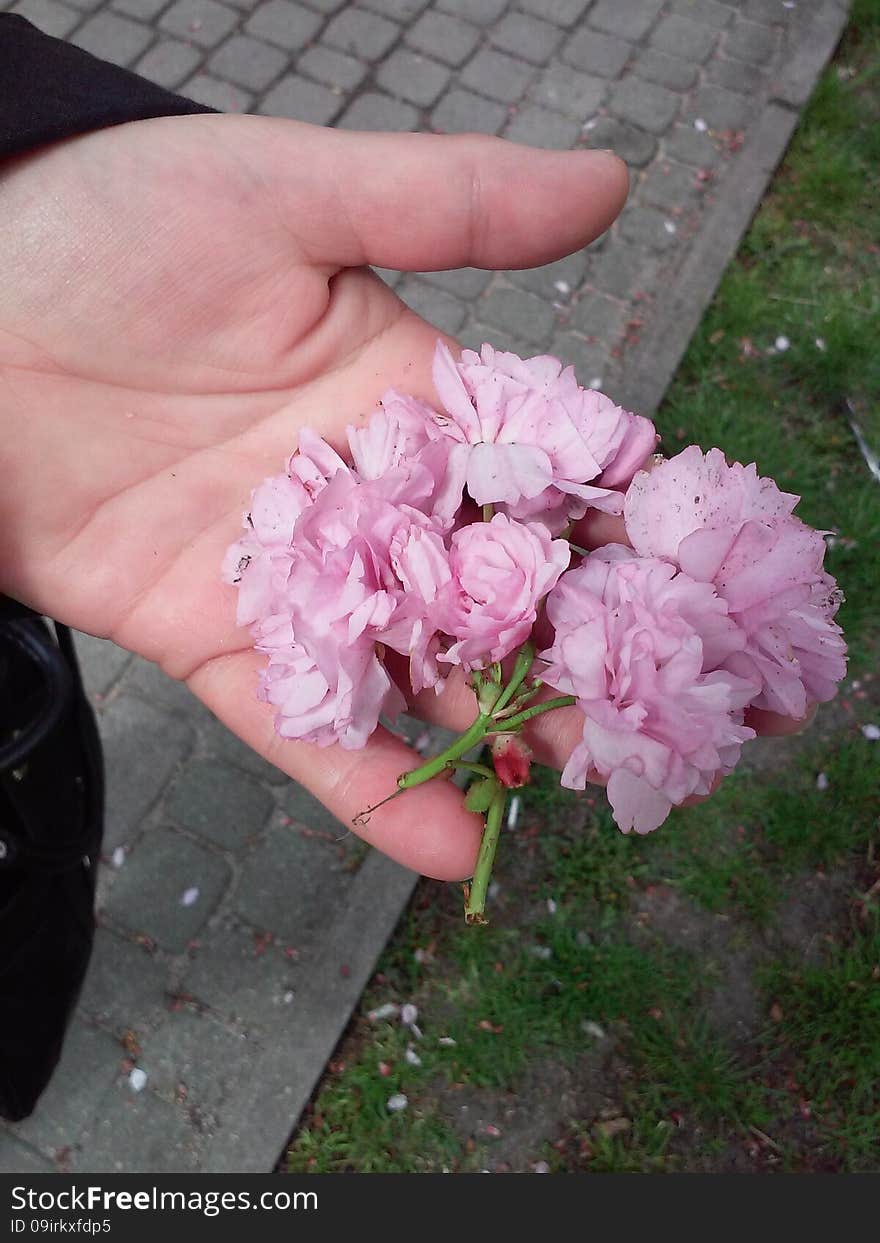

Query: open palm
[0,114,801,880]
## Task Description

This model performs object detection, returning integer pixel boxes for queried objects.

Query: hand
[0,116,808,881]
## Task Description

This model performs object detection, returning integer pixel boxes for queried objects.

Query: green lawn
[285,2,880,1175]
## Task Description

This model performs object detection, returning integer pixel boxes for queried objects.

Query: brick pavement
[0,0,850,1172]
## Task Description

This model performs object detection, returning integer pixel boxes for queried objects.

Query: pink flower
[436,514,570,671]
[539,549,757,834]
[425,342,656,528]
[624,448,847,717]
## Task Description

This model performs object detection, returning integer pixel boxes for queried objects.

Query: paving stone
[517,0,591,25]
[588,244,658,300]
[78,1082,201,1172]
[437,0,506,24]
[588,0,664,42]
[663,120,722,167]
[100,694,193,850]
[459,318,531,359]
[583,114,657,167]
[244,0,323,51]
[742,0,789,23]
[362,0,428,18]
[104,825,232,951]
[479,284,556,345]
[77,927,170,1037]
[259,73,343,123]
[48,0,102,11]
[529,60,604,118]
[159,0,239,48]
[705,54,766,95]
[563,28,631,79]
[371,266,403,288]
[165,758,274,849]
[299,43,368,91]
[209,33,289,89]
[139,1010,254,1116]
[618,202,681,252]
[461,47,535,105]
[508,250,588,298]
[377,47,451,106]
[430,88,506,135]
[199,710,290,785]
[297,0,344,9]
[181,920,301,1030]
[12,0,81,36]
[406,8,479,67]
[338,91,420,131]
[668,0,733,29]
[397,276,467,335]
[550,332,608,386]
[0,1133,54,1174]
[112,0,169,17]
[504,103,581,149]
[135,37,203,88]
[421,267,493,298]
[70,9,153,64]
[651,14,719,63]
[640,158,704,212]
[124,655,200,713]
[234,821,357,947]
[689,83,755,131]
[184,74,255,109]
[609,76,681,135]
[569,290,627,341]
[8,1022,122,1155]
[634,47,698,91]
[74,632,132,698]
[323,6,399,60]
[490,12,562,65]
[726,15,778,64]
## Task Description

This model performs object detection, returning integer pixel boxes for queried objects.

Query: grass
[284,4,880,1175]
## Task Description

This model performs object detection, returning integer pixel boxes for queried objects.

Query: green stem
[491,642,535,716]
[448,761,496,779]
[464,786,507,925]
[495,695,577,733]
[397,714,491,790]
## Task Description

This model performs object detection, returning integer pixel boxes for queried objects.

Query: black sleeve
[0,14,217,161]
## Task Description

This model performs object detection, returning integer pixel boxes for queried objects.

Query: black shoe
[0,600,104,1122]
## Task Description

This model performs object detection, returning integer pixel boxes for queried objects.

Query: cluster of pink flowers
[224,342,846,836]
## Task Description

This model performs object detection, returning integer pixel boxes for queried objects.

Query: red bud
[491,734,532,788]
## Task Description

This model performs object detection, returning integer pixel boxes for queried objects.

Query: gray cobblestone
[104,825,232,951]
[742,0,788,24]
[421,267,493,298]
[55,0,102,10]
[397,276,467,334]
[181,921,301,1030]
[619,202,681,252]
[184,75,255,109]
[461,47,535,104]
[140,1010,253,1116]
[490,11,561,64]
[12,0,81,36]
[135,36,203,87]
[726,15,778,64]
[198,712,289,785]
[437,0,506,24]
[588,244,658,300]
[209,33,289,89]
[362,0,428,18]
[569,291,627,342]
[299,43,368,91]
[406,8,479,66]
[689,83,755,131]
[124,656,197,713]
[459,318,531,359]
[111,0,170,19]
[640,158,705,212]
[377,47,450,105]
[323,6,400,59]
[234,822,356,946]
[529,60,605,118]
[705,54,766,95]
[431,87,506,134]
[71,10,154,64]
[562,27,632,78]
[259,73,343,122]
[508,250,588,298]
[635,47,698,91]
[338,90,420,130]
[517,0,591,25]
[73,633,131,698]
[165,759,274,849]
[101,695,192,850]
[79,1083,202,1173]
[651,14,719,63]
[479,284,556,345]
[549,332,607,386]
[609,76,681,135]
[243,0,322,50]
[78,928,170,1036]
[159,0,239,48]
[504,103,581,149]
[663,120,723,167]
[0,1133,53,1174]
[583,115,657,166]
[588,0,663,42]
[298,0,344,10]
[668,0,733,29]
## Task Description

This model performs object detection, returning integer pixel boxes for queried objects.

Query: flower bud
[491,734,532,789]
